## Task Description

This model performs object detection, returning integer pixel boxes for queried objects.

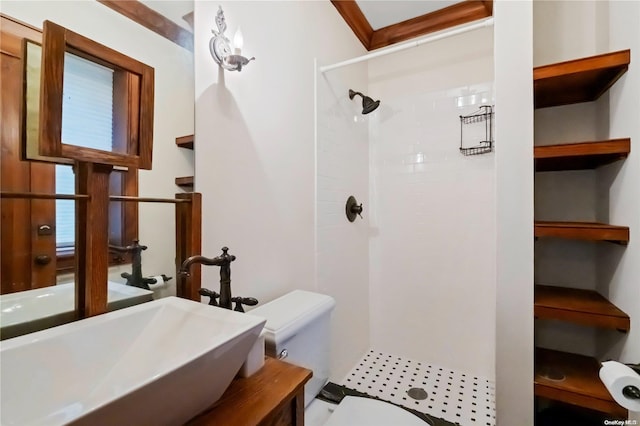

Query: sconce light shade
[233,28,243,54]
[210,6,254,72]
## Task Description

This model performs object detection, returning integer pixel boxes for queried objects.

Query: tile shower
[315,26,495,425]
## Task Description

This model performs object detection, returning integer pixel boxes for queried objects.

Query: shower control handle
[352,203,363,218]
[345,196,364,222]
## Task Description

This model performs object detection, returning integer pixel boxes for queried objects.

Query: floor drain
[407,387,428,400]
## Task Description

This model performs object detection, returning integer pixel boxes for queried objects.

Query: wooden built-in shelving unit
[175,134,194,190]
[533,49,631,419]
[535,285,630,331]
[535,139,630,172]
[535,348,627,418]
[175,176,194,189]
[534,49,630,109]
[176,134,194,150]
[534,221,630,244]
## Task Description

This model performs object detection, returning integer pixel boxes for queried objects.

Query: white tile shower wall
[368,84,495,380]
[316,64,370,381]
[367,28,495,380]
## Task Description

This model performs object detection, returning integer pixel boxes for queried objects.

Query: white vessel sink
[0,296,266,426]
[0,282,153,340]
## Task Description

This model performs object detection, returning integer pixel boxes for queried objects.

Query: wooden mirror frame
[38,20,154,170]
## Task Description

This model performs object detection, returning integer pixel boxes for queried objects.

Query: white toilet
[250,290,427,426]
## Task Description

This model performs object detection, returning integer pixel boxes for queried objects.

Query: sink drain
[407,387,428,400]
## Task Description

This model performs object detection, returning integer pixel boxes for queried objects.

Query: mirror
[35,20,154,169]
[1,6,194,340]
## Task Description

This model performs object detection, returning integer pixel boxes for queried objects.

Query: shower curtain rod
[320,17,494,73]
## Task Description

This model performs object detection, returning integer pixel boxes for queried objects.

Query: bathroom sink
[0,281,154,340]
[0,296,266,426]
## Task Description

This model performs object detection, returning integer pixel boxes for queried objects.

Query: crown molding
[331,0,493,51]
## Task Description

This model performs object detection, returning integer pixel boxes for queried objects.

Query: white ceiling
[355,0,459,30]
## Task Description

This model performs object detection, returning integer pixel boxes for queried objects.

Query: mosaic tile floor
[340,350,496,426]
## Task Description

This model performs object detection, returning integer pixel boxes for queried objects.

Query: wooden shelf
[534,49,630,109]
[176,134,194,150]
[535,285,630,331]
[175,176,194,188]
[188,357,311,425]
[535,348,626,417]
[534,221,629,244]
[534,138,630,172]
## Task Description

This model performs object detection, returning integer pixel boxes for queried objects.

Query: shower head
[349,89,380,115]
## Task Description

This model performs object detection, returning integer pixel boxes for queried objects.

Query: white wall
[597,8,640,423]
[533,0,609,67]
[1,1,195,294]
[194,1,366,380]
[366,28,496,379]
[316,62,370,380]
[494,1,534,425]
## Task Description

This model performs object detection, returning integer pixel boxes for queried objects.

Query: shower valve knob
[345,196,363,222]
[352,203,363,218]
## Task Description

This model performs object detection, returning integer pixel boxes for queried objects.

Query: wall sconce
[209,6,254,72]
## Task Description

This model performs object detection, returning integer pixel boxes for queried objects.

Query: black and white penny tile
[341,350,496,426]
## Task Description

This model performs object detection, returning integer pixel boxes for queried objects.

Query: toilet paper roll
[147,276,167,291]
[599,361,640,412]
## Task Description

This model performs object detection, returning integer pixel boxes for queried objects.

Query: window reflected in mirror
[24,41,130,161]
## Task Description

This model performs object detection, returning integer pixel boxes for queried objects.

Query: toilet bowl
[323,396,428,426]
[249,290,431,426]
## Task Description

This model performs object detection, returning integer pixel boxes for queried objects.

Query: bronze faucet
[179,247,236,309]
[109,240,171,290]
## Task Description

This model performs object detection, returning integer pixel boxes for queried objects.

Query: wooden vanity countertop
[187,357,312,426]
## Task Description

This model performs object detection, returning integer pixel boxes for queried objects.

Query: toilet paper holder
[623,384,640,399]
[626,363,640,398]
[600,360,640,411]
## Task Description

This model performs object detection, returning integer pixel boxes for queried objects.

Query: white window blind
[55,53,114,248]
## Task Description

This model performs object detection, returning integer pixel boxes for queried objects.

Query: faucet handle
[199,288,220,306]
[219,246,236,263]
[230,297,259,313]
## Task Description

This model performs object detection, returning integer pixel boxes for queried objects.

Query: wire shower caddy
[459,105,494,156]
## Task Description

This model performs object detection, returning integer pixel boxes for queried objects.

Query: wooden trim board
[98,0,193,52]
[331,0,492,51]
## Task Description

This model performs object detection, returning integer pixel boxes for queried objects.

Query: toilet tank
[249,290,335,407]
